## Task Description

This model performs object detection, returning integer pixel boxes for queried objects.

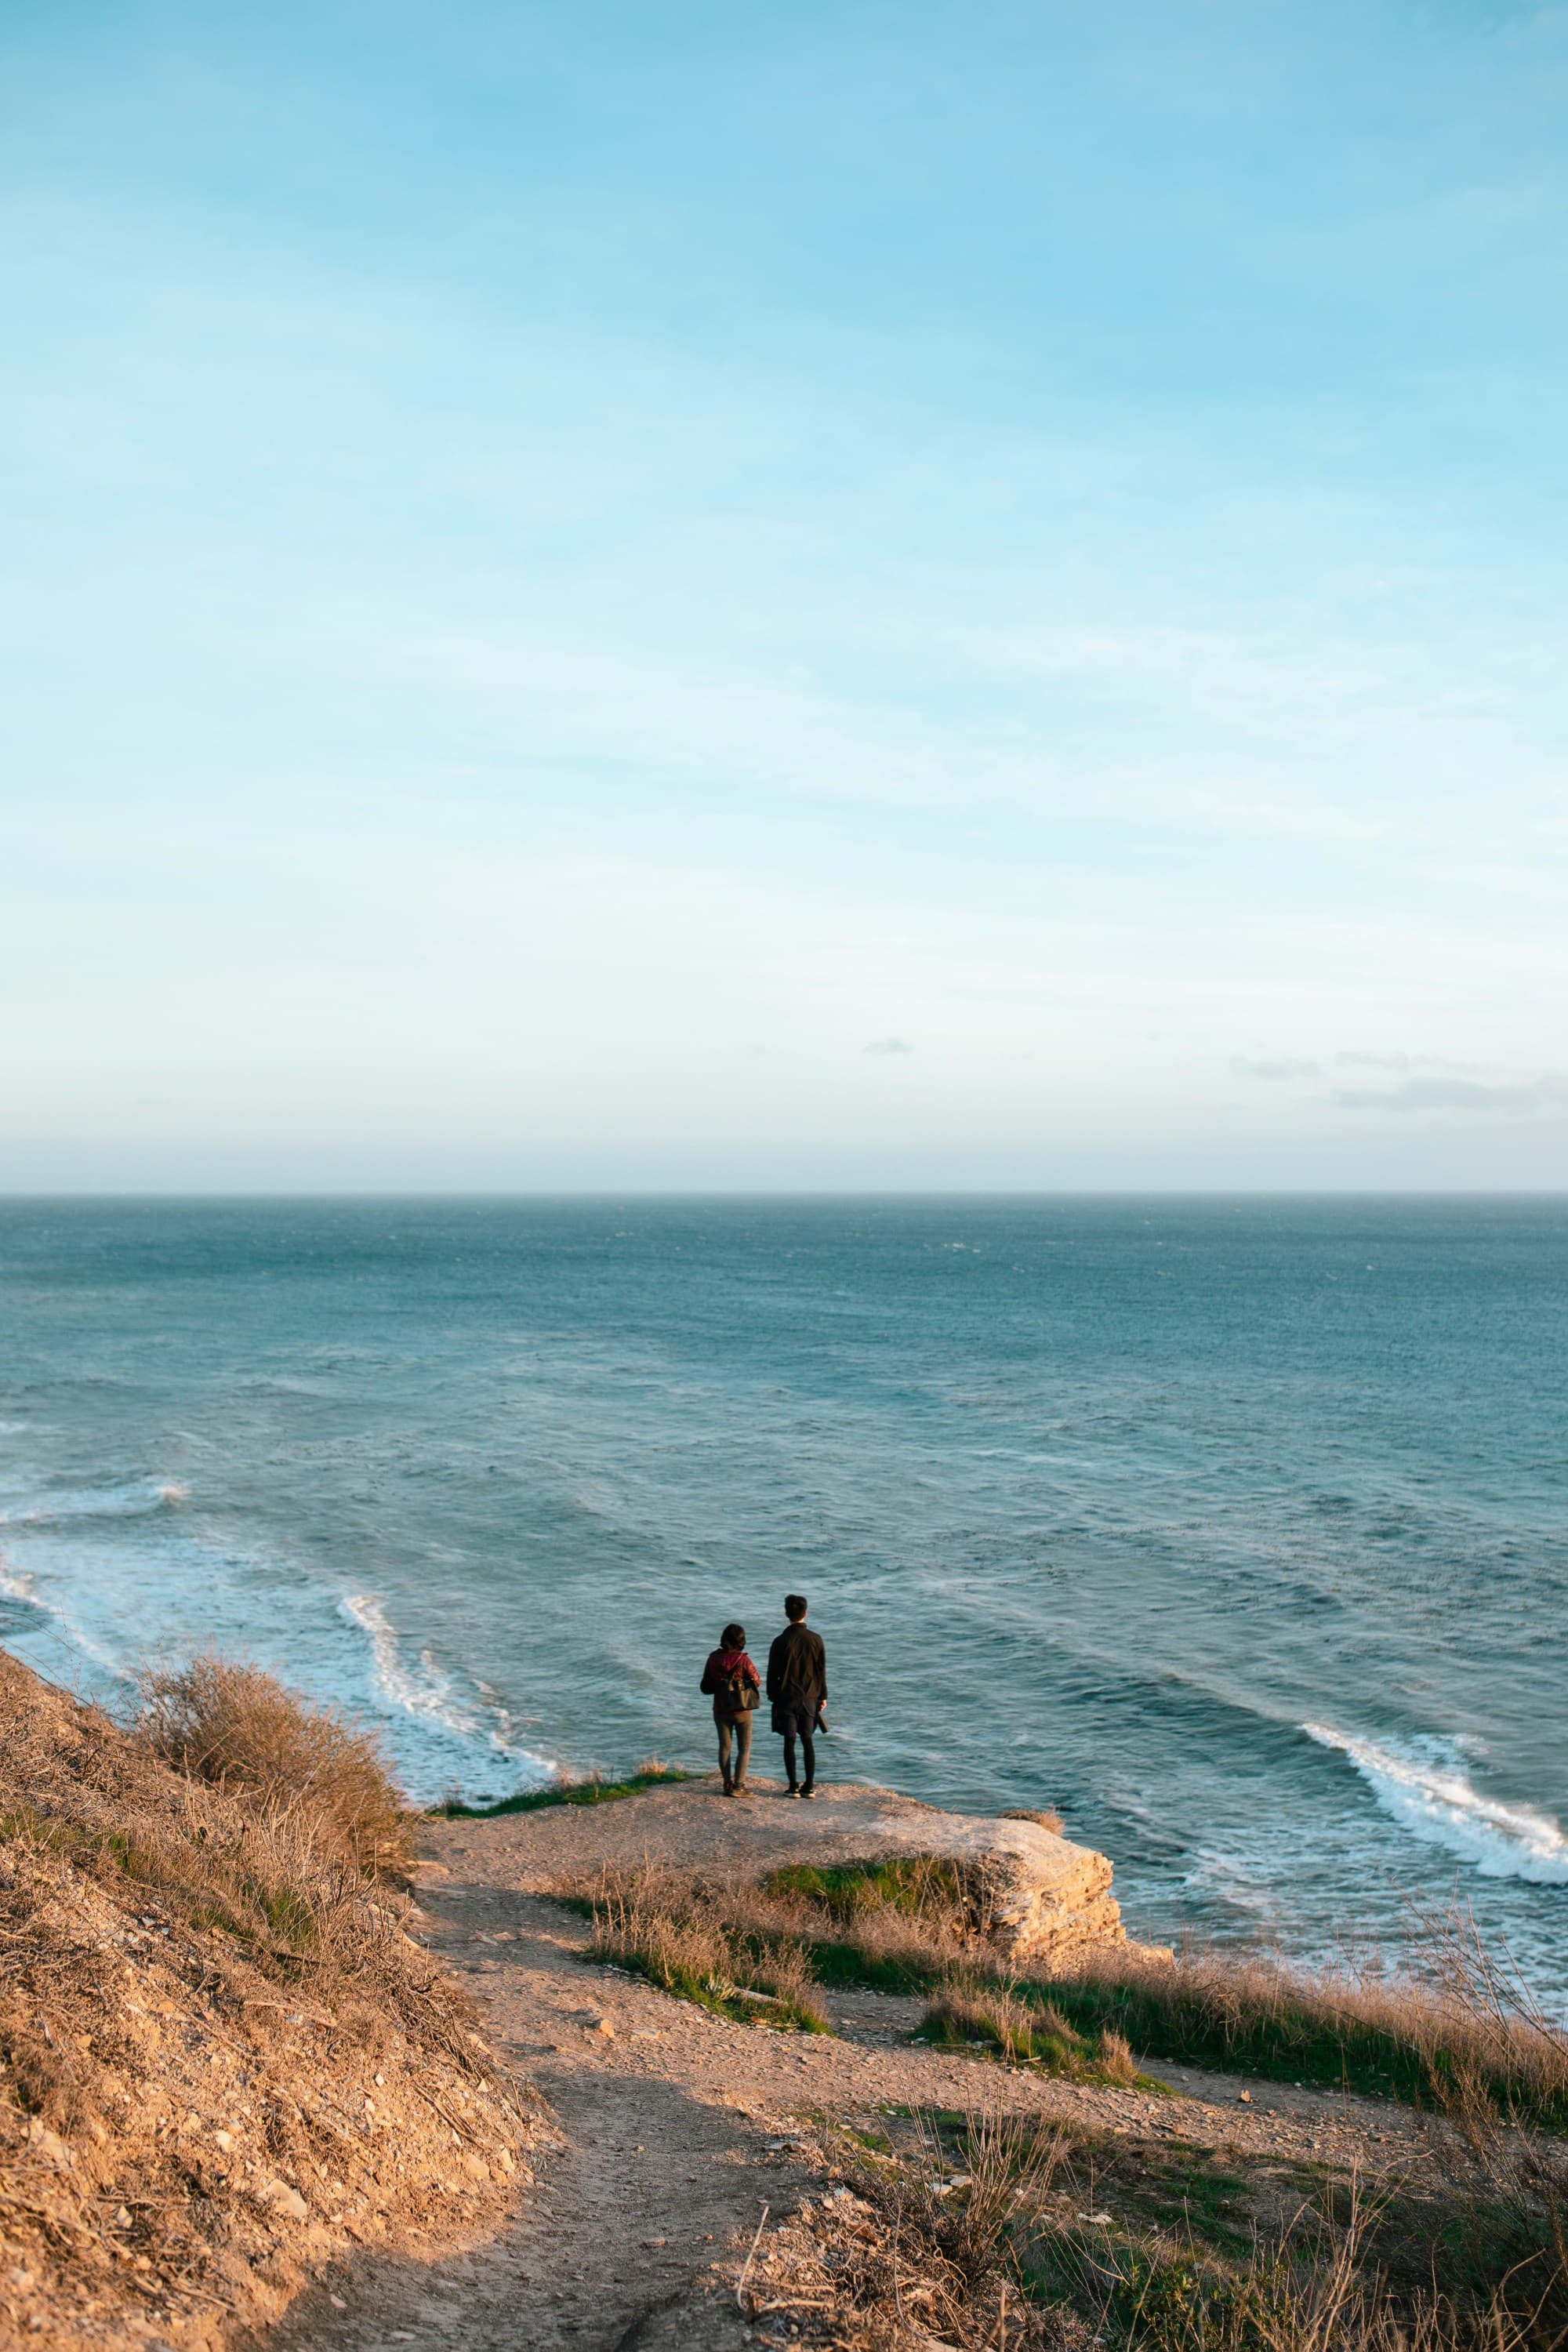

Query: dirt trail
[260,1777,1453,2352]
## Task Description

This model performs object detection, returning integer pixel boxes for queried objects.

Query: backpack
[717,1659,758,1712]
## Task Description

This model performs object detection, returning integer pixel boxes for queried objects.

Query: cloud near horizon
[1333,1076,1568,1116]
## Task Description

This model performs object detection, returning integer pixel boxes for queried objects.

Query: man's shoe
[786,1784,801,1798]
[800,1784,816,1799]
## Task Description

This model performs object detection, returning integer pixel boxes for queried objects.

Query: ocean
[1,1195,1564,1995]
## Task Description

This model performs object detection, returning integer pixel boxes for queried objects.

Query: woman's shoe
[786,1784,801,1798]
[800,1784,816,1798]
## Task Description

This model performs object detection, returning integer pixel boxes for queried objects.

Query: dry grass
[583,1861,830,2033]
[0,1651,538,2350]
[738,2106,1568,2352]
[140,1653,415,1878]
[733,2112,1078,2350]
[919,1974,1161,2089]
[1037,1927,1568,2131]
[681,1849,1568,2132]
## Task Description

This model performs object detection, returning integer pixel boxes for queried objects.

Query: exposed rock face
[804,1795,1135,1968]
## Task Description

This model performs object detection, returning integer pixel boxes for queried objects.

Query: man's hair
[784,1593,808,1621]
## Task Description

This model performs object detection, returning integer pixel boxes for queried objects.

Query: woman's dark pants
[717,1713,752,1789]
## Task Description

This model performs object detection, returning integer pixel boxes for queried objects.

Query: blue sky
[4,0,1566,1187]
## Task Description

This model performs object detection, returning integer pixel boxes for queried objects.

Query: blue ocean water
[1,1196,1564,1993]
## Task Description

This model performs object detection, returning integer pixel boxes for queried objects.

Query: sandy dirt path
[258,1778,1452,2352]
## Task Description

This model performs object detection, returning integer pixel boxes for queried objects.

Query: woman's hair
[720,1622,746,1650]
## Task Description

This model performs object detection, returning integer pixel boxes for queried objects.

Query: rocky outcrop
[470,1773,1155,1970]
[793,1792,1145,1968]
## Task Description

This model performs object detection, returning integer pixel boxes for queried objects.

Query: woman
[699,1621,761,1797]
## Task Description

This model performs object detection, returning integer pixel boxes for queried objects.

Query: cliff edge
[434,1773,1159,1969]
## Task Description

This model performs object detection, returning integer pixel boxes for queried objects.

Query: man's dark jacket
[766,1622,826,1722]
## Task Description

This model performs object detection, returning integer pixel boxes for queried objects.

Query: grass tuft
[919,1973,1168,2088]
[583,1863,831,2033]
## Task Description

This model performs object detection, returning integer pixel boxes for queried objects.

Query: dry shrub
[1002,1806,1067,1837]
[140,1652,415,1877]
[732,2112,1077,2350]
[1096,2025,1138,2085]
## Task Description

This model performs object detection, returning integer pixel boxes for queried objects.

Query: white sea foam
[0,1553,130,1681]
[337,1592,548,1802]
[339,1592,483,1740]
[1305,1723,1568,1884]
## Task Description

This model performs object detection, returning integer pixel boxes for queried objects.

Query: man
[767,1592,826,1798]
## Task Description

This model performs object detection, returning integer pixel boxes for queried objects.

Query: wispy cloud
[1334,1076,1568,1114]
[865,1037,913,1056]
[1232,1055,1321,1080]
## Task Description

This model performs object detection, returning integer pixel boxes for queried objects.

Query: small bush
[140,1655,414,1878]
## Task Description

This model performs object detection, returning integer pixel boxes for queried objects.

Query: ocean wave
[339,1592,485,1740]
[0,1479,188,1528]
[0,1556,131,1681]
[338,1592,549,1802]
[1304,1723,1568,1884]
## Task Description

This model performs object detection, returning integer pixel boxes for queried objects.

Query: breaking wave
[337,1592,548,1802]
[1305,1723,1568,1884]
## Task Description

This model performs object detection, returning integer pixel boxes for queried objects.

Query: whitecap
[1305,1722,1568,1885]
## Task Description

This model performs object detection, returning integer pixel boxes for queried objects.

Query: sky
[3,0,1566,1190]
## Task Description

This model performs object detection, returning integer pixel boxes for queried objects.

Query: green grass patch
[765,1854,967,1924]
[1112,2145,1256,2257]
[435,1764,690,1820]
[797,1934,933,1995]
[1022,2226,1295,2352]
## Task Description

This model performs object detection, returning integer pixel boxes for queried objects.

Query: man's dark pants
[773,1704,815,1790]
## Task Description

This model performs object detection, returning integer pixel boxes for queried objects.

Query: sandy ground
[258,1776,1456,2352]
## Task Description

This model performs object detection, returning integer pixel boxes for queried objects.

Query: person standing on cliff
[767,1594,826,1798]
[699,1621,760,1798]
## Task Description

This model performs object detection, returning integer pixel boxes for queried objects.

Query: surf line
[1304,1722,1568,1884]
